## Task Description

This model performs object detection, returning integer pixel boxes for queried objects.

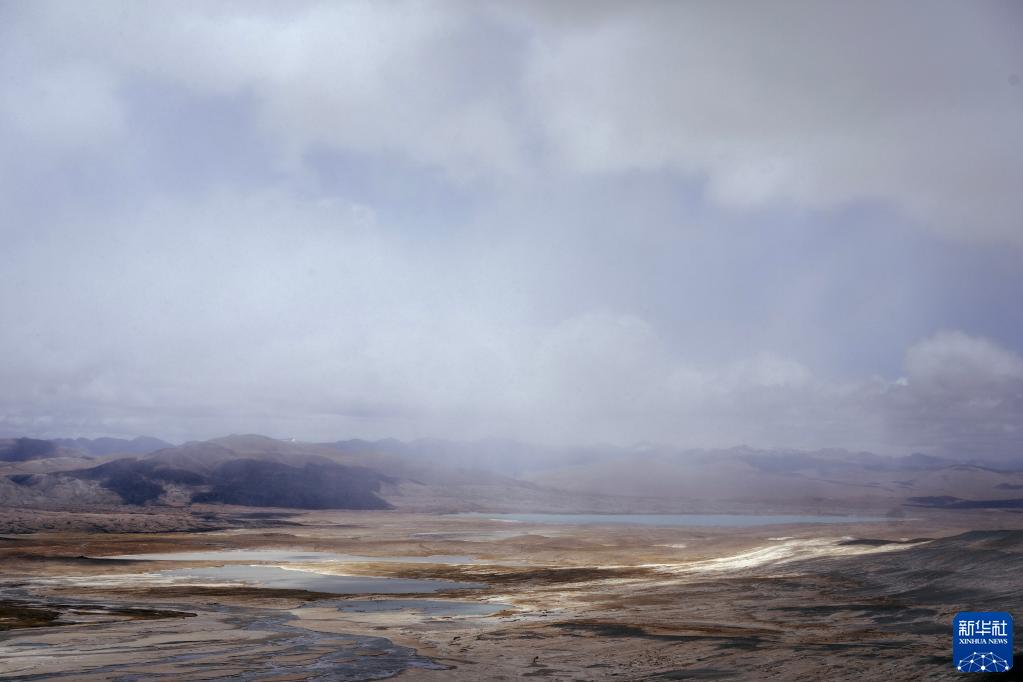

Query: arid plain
[2,503,1021,681]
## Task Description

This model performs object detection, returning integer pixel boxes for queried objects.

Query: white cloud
[0,3,1020,456]
[906,330,1023,388]
[9,1,528,180]
[6,1,1021,242]
[5,192,1017,461]
[0,62,124,149]
[521,1,1023,244]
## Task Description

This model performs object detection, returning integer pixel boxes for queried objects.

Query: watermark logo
[954,612,1013,673]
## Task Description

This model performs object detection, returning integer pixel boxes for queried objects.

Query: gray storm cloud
[0,1,1020,456]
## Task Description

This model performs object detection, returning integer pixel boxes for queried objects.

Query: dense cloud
[5,1,1020,241]
[0,2,1020,456]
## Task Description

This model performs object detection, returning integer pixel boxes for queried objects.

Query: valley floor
[1,508,1021,680]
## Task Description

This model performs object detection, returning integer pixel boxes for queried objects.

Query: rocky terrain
[1,509,1021,680]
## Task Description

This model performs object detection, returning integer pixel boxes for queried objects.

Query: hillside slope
[2,436,393,510]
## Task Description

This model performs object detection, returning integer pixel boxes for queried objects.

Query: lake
[329,599,510,616]
[449,513,887,527]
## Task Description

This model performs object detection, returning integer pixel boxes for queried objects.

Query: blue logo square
[954,611,1013,673]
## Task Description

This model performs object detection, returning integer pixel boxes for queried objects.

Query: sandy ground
[1,508,1020,680]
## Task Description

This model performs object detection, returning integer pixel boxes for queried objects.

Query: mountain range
[2,435,1021,513]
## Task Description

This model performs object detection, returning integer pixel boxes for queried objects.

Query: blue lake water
[329,599,510,616]
[449,513,887,527]
[159,565,484,594]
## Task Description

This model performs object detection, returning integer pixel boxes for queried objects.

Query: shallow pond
[326,599,510,616]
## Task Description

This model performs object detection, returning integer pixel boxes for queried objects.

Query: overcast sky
[1,1,1021,457]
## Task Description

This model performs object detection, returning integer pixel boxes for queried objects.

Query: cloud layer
[6,1,1021,241]
[0,1,1021,456]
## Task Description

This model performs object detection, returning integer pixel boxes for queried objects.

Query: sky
[0,1,1021,457]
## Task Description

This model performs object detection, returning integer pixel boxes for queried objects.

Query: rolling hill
[2,435,393,510]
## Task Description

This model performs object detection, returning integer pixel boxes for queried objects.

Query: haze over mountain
[52,436,173,457]
[3,434,1022,514]
[0,438,69,462]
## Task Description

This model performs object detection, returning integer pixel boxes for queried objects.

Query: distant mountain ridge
[52,436,174,457]
[3,434,1022,513]
[0,438,65,462]
[3,435,393,510]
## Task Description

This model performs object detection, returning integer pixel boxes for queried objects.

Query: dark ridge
[19,439,397,510]
[191,459,392,510]
[70,458,207,505]
[0,438,58,462]
[104,473,164,505]
[71,459,168,505]
[76,458,205,485]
